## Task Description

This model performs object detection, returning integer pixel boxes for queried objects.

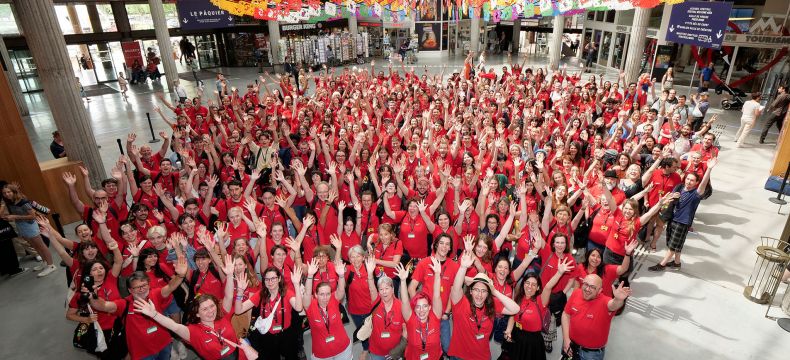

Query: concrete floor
[1,52,789,360]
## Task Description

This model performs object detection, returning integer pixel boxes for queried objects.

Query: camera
[78,275,95,305]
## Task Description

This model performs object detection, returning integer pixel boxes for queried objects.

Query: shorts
[666,221,691,252]
[311,343,352,360]
[15,220,39,238]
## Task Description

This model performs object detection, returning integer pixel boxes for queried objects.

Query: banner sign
[666,1,732,50]
[121,41,144,67]
[178,0,235,30]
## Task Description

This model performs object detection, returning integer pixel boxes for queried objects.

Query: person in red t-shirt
[87,257,187,360]
[134,255,255,360]
[303,257,351,359]
[502,259,573,359]
[396,257,444,360]
[447,251,519,360]
[561,274,631,358]
[234,265,303,360]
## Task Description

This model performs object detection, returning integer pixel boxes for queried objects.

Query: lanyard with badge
[405,215,418,239]
[264,293,284,332]
[202,324,234,357]
[319,306,335,343]
[379,307,394,339]
[471,307,488,340]
[419,318,430,360]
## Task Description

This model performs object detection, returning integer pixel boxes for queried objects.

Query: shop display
[278,32,369,67]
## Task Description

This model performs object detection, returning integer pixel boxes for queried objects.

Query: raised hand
[236,271,249,292]
[133,299,158,318]
[463,235,475,252]
[460,249,475,268]
[429,256,442,274]
[364,256,376,275]
[291,266,303,287]
[625,240,638,256]
[62,172,77,186]
[329,234,342,250]
[395,263,409,281]
[174,256,188,278]
[335,259,346,277]
[307,258,319,276]
[612,281,632,301]
[303,214,316,229]
[557,257,575,274]
[221,254,234,275]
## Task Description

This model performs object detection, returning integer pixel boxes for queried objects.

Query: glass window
[163,3,180,29]
[96,4,117,32]
[55,4,94,34]
[595,11,604,22]
[605,10,616,23]
[599,31,612,66]
[0,4,18,35]
[125,4,154,31]
[649,5,663,28]
[587,10,595,21]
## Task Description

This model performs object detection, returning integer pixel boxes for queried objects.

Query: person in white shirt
[735,92,763,147]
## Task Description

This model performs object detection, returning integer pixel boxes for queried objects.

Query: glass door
[88,43,118,83]
[598,31,611,67]
[195,34,220,68]
[67,44,98,85]
[9,49,43,93]
[613,33,628,70]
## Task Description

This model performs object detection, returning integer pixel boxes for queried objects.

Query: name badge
[408,233,415,239]
[146,326,158,334]
[600,225,608,231]
[271,325,282,332]
[220,346,231,356]
[381,331,391,338]
[325,335,335,343]
[420,353,429,360]
[475,333,485,340]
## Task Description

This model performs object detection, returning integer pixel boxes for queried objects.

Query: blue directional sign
[177,0,234,30]
[666,1,733,50]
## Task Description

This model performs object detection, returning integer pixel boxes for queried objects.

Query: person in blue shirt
[648,157,717,272]
[698,62,715,92]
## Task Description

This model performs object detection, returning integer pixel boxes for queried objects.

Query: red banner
[121,41,144,67]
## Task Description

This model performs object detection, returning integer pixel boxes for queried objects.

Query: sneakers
[648,263,666,272]
[33,264,44,271]
[35,255,42,262]
[666,261,681,270]
[37,264,57,278]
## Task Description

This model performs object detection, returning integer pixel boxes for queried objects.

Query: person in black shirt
[50,131,66,159]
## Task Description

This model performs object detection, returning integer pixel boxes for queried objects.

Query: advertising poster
[417,23,440,51]
[177,0,235,30]
[121,41,144,67]
[417,0,439,21]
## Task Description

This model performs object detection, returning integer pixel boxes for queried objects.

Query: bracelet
[235,295,244,301]
[307,276,314,280]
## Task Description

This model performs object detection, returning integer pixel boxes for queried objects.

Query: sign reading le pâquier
[665,1,733,50]
[177,0,235,30]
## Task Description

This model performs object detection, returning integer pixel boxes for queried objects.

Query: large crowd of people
[1,50,733,360]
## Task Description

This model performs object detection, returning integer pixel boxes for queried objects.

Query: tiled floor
[2,52,789,359]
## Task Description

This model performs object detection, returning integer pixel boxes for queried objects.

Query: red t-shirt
[396,212,430,258]
[411,258,459,311]
[447,296,503,359]
[186,315,246,360]
[604,209,640,256]
[345,264,374,315]
[305,297,351,358]
[373,240,403,278]
[587,205,615,246]
[191,270,224,302]
[248,289,295,334]
[577,265,620,298]
[564,289,616,349]
[338,231,361,262]
[514,297,547,332]
[538,248,578,294]
[69,273,121,330]
[405,312,442,360]
[112,288,172,360]
[369,300,406,356]
[311,262,339,294]
[648,170,681,207]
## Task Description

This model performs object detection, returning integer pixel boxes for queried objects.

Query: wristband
[307,276,314,280]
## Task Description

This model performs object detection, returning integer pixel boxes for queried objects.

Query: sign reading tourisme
[177,0,234,30]
[665,1,733,50]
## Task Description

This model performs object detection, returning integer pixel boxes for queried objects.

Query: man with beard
[88,256,187,360]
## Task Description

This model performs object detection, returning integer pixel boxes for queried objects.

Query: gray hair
[377,275,394,290]
[348,245,366,258]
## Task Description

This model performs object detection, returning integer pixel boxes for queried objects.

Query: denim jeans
[140,342,172,360]
[440,318,451,353]
[368,354,387,360]
[350,313,370,351]
[572,343,606,360]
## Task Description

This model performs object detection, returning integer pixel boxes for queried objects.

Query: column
[678,44,691,71]
[470,14,480,54]
[511,18,521,54]
[148,0,178,92]
[66,4,90,63]
[268,20,281,64]
[549,15,565,70]
[623,7,650,84]
[0,36,29,116]
[725,46,739,84]
[14,0,106,185]
[111,1,131,38]
[348,14,358,37]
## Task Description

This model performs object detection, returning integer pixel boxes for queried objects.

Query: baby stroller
[717,82,745,110]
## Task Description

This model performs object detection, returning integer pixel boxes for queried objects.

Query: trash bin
[781,284,790,316]
[743,237,790,304]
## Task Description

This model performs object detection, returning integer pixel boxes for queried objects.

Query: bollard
[147,113,160,143]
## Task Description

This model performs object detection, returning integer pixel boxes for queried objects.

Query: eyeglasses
[130,283,150,291]
[264,277,279,283]
[471,287,489,294]
[581,282,599,291]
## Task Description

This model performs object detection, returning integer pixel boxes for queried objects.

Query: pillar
[148,0,178,92]
[349,14,358,37]
[678,44,691,71]
[511,18,521,54]
[470,14,480,54]
[725,46,739,84]
[623,7,650,84]
[111,1,131,39]
[66,4,90,65]
[549,15,565,70]
[14,0,106,185]
[0,36,29,116]
[268,20,281,64]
